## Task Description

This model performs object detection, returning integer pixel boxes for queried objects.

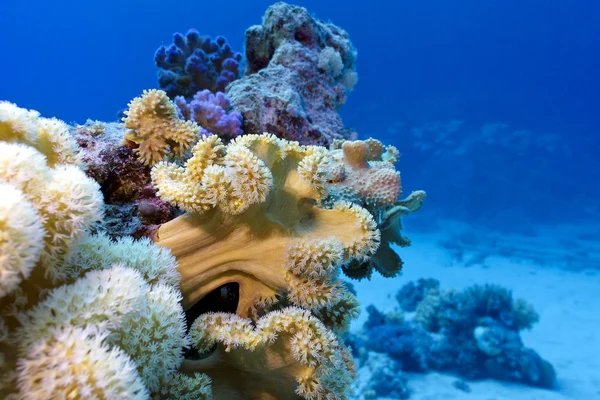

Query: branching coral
[123,89,200,166]
[155,29,242,98]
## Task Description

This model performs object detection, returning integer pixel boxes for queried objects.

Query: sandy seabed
[350,221,600,400]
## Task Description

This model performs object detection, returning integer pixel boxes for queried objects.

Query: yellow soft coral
[149,133,380,398]
[151,133,379,319]
[123,89,200,165]
[151,134,272,214]
[185,307,353,400]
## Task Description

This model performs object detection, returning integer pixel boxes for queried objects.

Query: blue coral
[361,306,433,372]
[155,29,242,99]
[396,278,440,312]
[437,284,529,333]
[367,359,411,399]
[348,279,556,391]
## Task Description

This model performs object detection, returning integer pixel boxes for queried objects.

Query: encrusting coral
[0,102,211,399]
[123,89,201,166]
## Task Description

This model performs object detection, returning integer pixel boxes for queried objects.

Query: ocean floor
[350,220,600,400]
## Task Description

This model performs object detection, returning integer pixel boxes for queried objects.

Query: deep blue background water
[1,0,598,230]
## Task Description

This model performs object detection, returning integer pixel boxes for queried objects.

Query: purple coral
[175,90,243,140]
[155,29,242,98]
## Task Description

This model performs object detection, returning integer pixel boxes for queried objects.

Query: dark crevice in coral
[184,282,240,331]
[183,283,240,360]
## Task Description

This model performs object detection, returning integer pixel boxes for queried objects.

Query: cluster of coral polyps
[0,101,212,399]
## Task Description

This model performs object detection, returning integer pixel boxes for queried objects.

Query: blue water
[2,0,598,229]
[1,1,599,397]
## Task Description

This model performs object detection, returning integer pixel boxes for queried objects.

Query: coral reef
[1,4,427,399]
[1,101,422,398]
[155,29,242,99]
[226,2,358,145]
[0,102,211,399]
[348,279,556,393]
[175,90,243,140]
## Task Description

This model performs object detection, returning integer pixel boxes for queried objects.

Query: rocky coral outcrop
[226,2,358,146]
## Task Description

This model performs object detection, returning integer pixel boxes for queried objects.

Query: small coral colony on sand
[0,3,426,399]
